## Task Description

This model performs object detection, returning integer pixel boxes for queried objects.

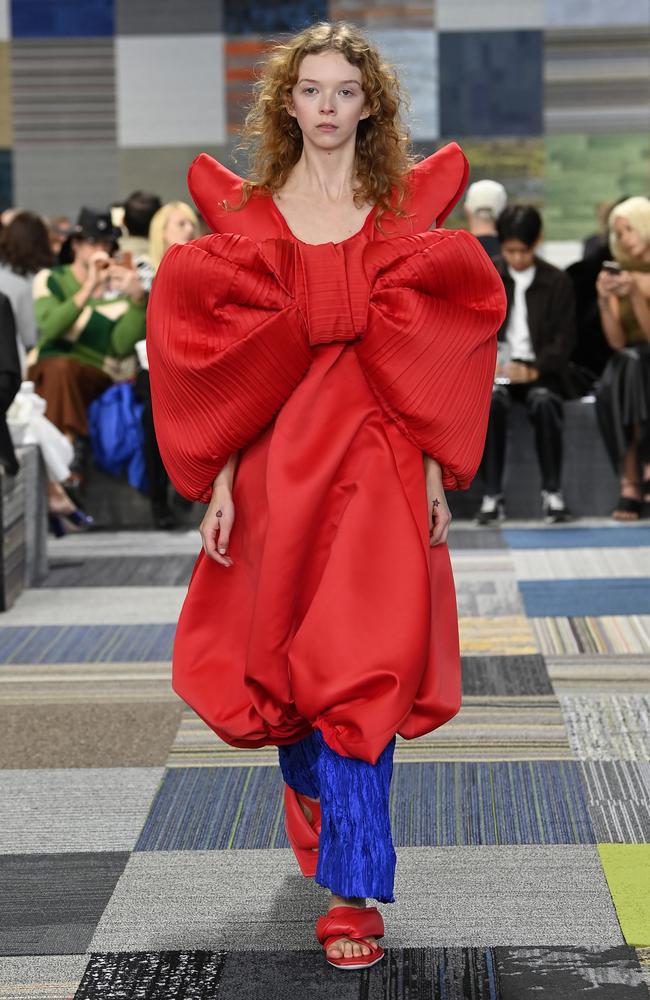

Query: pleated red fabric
[147,145,506,765]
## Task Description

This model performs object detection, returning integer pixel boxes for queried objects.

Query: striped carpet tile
[0,625,175,664]
[459,616,539,655]
[0,955,87,1000]
[0,662,174,704]
[532,616,650,655]
[460,654,554,695]
[511,548,650,580]
[134,761,595,851]
[561,696,650,761]
[166,696,572,767]
[546,655,650,693]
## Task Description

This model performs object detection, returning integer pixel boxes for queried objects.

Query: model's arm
[423,453,452,546]
[199,450,240,565]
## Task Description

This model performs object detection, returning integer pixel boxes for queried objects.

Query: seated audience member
[135,201,198,529]
[28,207,146,489]
[119,190,162,294]
[0,212,53,372]
[0,291,21,476]
[464,179,508,260]
[595,196,650,520]
[476,205,576,524]
[46,216,73,264]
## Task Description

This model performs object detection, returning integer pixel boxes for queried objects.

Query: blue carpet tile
[134,761,595,851]
[504,527,650,549]
[519,579,650,617]
[0,625,175,664]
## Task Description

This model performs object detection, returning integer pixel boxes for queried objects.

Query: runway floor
[0,520,649,998]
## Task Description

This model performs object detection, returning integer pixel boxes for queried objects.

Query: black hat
[73,206,121,244]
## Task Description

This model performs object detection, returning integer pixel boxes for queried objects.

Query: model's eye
[340,89,354,97]
[302,87,317,95]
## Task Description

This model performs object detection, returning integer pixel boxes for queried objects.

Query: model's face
[614,216,647,260]
[501,238,537,272]
[287,51,369,149]
[163,209,195,248]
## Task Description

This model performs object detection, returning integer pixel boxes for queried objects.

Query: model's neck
[286,142,358,202]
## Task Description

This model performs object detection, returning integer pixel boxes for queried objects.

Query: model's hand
[200,484,235,566]
[424,456,451,546]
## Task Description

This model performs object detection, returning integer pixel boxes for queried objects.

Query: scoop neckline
[268,193,377,247]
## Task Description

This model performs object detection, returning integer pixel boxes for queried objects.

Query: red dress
[147,143,506,765]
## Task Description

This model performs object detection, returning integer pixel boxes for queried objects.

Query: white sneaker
[541,490,570,523]
[475,494,505,525]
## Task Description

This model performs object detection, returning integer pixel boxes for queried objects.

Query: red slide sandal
[283,784,321,876]
[315,905,385,970]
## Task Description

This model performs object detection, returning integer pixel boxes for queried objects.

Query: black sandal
[612,496,642,521]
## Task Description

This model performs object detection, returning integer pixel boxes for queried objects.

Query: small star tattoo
[432,498,440,509]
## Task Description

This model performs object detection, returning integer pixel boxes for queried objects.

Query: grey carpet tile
[461,654,554,695]
[0,954,88,998]
[46,531,201,559]
[447,527,506,550]
[511,548,650,580]
[0,587,186,626]
[0,702,183,768]
[588,802,650,844]
[560,695,650,761]
[580,761,650,843]
[43,556,196,588]
[0,852,129,956]
[546,655,650,694]
[495,945,649,998]
[453,576,524,617]
[0,768,165,854]
[88,846,623,953]
[0,662,175,706]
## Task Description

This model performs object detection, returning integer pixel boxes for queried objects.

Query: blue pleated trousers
[278,728,397,903]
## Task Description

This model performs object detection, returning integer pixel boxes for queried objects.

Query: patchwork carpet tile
[134,761,594,851]
[560,695,650,761]
[598,845,650,947]
[0,702,183,768]
[0,954,87,1000]
[580,762,650,843]
[0,586,185,625]
[0,852,129,956]
[532,616,650,655]
[459,616,539,655]
[87,847,623,952]
[453,575,524,617]
[44,555,196,587]
[0,768,164,853]
[519,579,650,618]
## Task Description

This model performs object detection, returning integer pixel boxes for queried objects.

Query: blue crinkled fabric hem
[278,728,397,904]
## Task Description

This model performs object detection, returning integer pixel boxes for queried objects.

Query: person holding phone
[28,207,147,490]
[595,196,650,519]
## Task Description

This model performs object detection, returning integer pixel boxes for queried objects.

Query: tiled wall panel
[0,2,646,237]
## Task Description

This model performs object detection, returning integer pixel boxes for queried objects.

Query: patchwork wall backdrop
[0,0,648,239]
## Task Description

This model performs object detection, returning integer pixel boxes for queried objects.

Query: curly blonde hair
[235,21,415,225]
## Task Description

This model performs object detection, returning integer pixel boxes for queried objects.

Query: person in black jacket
[476,206,576,524]
[0,291,21,476]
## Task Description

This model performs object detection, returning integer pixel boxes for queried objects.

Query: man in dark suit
[0,291,20,476]
[476,206,576,524]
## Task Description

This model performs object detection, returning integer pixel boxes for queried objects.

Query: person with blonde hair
[148,201,198,270]
[595,196,650,519]
[147,20,505,969]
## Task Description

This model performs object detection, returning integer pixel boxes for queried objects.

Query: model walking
[148,21,505,970]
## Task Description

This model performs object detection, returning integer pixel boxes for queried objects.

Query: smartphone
[114,250,134,269]
[602,260,621,274]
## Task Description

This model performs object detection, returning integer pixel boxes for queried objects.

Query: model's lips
[317,124,338,130]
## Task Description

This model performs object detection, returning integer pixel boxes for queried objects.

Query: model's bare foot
[297,794,319,853]
[326,894,377,959]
